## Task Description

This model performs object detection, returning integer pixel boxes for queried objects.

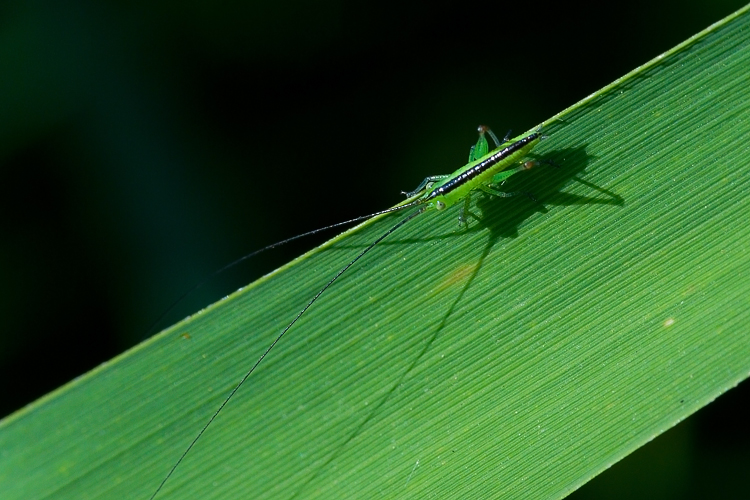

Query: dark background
[1,1,748,498]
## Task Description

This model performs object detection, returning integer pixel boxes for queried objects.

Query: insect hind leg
[524,158,560,169]
[482,156,559,202]
[477,125,508,150]
[479,184,537,203]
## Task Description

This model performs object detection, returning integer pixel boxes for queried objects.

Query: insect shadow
[289,143,622,496]
[474,144,622,239]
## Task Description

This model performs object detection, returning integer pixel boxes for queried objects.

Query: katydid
[149,125,551,499]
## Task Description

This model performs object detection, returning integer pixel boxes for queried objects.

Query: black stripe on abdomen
[430,132,538,198]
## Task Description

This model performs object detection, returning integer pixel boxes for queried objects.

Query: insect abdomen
[426,132,540,208]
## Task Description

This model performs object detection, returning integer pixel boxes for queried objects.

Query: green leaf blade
[2,4,750,499]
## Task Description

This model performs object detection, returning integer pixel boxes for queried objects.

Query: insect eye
[436,200,446,211]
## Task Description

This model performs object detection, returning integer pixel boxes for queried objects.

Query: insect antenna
[146,199,424,336]
[149,204,426,500]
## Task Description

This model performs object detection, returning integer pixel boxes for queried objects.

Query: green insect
[403,124,546,222]
[149,125,552,499]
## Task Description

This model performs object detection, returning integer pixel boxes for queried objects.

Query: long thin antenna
[146,199,423,335]
[149,206,426,500]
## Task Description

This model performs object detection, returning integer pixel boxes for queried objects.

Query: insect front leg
[402,175,450,198]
